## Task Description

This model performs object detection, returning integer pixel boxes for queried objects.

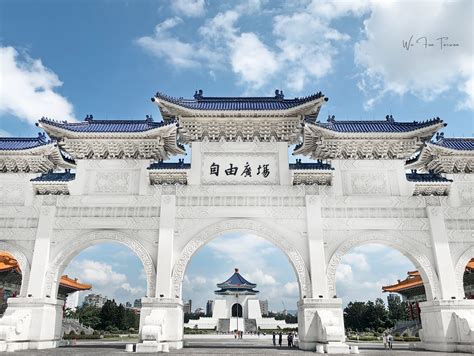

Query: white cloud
[65,259,145,303]
[231,33,279,89]
[355,0,473,109]
[283,282,299,297]
[336,263,353,282]
[248,269,277,286]
[0,47,75,124]
[171,0,206,18]
[0,128,11,137]
[341,252,369,271]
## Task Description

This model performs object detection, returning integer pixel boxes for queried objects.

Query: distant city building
[259,300,268,316]
[183,300,192,314]
[206,300,214,316]
[83,294,107,308]
[125,301,132,308]
[195,307,204,314]
[133,298,142,308]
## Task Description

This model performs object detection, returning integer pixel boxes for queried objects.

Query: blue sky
[1,1,472,311]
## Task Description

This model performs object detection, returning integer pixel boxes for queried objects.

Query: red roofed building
[0,252,91,314]
[382,259,474,321]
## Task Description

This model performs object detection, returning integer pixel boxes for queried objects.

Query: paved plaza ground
[1,337,470,356]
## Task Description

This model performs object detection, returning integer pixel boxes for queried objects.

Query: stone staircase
[244,318,257,333]
[217,318,230,333]
[62,318,94,336]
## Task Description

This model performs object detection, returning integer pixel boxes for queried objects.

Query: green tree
[100,299,118,330]
[344,301,367,332]
[76,305,101,329]
[387,294,408,325]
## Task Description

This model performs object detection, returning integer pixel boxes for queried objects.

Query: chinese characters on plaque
[210,162,270,178]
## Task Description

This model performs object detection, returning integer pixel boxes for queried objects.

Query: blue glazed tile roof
[406,170,452,183]
[153,90,326,111]
[317,116,444,133]
[148,159,190,170]
[289,159,333,170]
[0,133,48,150]
[433,137,474,151]
[216,269,257,290]
[30,171,76,182]
[39,115,174,133]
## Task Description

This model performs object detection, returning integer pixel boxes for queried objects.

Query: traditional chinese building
[184,269,295,332]
[0,252,90,314]
[383,259,474,321]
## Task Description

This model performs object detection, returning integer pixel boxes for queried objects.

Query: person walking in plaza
[272,331,276,346]
[383,334,388,350]
[278,331,283,347]
[387,333,393,350]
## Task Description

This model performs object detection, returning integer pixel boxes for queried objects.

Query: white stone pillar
[0,205,64,351]
[419,204,474,353]
[136,191,184,352]
[155,193,176,298]
[305,195,328,298]
[426,206,459,299]
[27,206,55,298]
[278,142,290,185]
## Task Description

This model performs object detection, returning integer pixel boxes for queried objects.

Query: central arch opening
[181,231,300,347]
[231,303,243,317]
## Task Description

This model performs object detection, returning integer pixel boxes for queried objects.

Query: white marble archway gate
[0,91,473,353]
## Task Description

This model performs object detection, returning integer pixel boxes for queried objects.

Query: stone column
[0,206,64,352]
[136,191,184,352]
[419,204,474,353]
[155,193,176,298]
[300,195,349,354]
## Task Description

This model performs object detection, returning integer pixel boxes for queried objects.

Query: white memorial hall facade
[0,90,472,353]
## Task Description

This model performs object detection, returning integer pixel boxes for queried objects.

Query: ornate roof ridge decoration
[0,133,75,173]
[289,158,333,171]
[153,89,326,114]
[406,133,474,173]
[406,169,452,196]
[30,169,75,195]
[290,159,333,186]
[148,159,189,185]
[38,115,185,160]
[152,89,328,144]
[148,159,191,170]
[294,115,446,160]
